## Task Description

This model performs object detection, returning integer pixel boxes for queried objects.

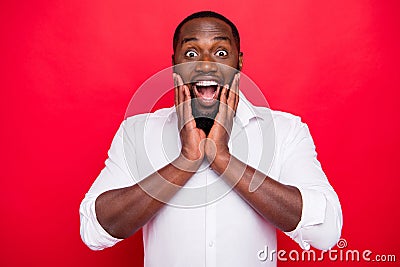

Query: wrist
[209,149,231,174]
[174,153,203,173]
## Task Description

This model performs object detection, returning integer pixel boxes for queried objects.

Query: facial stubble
[190,88,220,136]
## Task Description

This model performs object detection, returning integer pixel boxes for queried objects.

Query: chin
[191,98,219,136]
[191,98,219,119]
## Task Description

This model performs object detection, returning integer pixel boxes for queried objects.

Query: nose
[195,57,218,74]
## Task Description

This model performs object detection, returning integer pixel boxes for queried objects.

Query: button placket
[205,167,217,267]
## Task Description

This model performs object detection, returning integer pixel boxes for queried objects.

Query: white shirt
[80,93,342,267]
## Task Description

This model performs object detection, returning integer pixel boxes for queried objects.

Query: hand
[205,73,240,165]
[173,73,206,166]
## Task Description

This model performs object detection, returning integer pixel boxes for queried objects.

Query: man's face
[173,17,242,120]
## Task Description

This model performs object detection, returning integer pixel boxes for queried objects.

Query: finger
[233,72,240,94]
[173,73,179,107]
[234,74,240,112]
[234,94,239,113]
[235,73,240,111]
[174,73,185,126]
[182,85,194,127]
[229,73,240,113]
[219,84,229,115]
[173,73,182,126]
[176,73,185,106]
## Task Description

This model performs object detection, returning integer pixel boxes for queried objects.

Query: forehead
[179,17,234,40]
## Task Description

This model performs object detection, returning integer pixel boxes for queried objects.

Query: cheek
[220,65,238,83]
[174,63,196,83]
[179,71,193,84]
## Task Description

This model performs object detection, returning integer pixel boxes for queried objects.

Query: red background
[1,0,399,266]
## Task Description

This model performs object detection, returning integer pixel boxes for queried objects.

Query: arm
[210,140,341,250]
[95,74,207,239]
[205,74,342,250]
[80,74,207,248]
[205,74,300,231]
[95,155,200,239]
[210,154,302,232]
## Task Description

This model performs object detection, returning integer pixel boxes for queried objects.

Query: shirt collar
[235,91,264,127]
[166,90,264,127]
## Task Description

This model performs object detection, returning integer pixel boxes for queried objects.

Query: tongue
[197,86,215,99]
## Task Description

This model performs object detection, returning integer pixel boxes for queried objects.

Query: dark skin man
[95,17,302,239]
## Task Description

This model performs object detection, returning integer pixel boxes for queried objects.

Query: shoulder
[111,107,175,139]
[124,107,175,126]
[252,104,305,127]
[252,105,311,142]
[271,109,303,126]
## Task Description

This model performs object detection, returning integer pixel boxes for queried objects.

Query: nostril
[195,61,218,73]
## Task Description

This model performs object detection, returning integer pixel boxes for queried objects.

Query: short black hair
[173,11,240,52]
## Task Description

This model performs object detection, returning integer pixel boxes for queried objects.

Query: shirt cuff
[285,188,327,250]
[80,194,123,250]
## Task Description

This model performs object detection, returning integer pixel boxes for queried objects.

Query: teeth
[203,95,215,100]
[195,80,218,86]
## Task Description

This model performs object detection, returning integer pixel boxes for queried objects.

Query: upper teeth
[195,81,218,86]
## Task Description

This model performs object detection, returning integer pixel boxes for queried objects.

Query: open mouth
[192,80,221,103]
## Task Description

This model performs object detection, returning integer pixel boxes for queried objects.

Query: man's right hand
[174,73,206,166]
[94,74,207,239]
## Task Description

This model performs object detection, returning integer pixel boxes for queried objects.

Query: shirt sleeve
[278,117,343,251]
[79,120,138,250]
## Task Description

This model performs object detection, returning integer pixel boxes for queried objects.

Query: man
[80,11,342,266]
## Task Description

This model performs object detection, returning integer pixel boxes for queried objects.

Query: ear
[238,52,243,71]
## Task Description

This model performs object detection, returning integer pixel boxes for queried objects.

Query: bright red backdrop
[1,0,399,266]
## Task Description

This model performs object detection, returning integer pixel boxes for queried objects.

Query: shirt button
[209,241,214,247]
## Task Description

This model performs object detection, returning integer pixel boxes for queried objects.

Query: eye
[215,50,228,57]
[185,50,198,58]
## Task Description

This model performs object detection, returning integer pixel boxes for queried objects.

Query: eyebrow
[213,36,231,42]
[181,37,198,45]
[181,36,231,45]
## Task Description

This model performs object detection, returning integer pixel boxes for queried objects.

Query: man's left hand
[205,73,240,166]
